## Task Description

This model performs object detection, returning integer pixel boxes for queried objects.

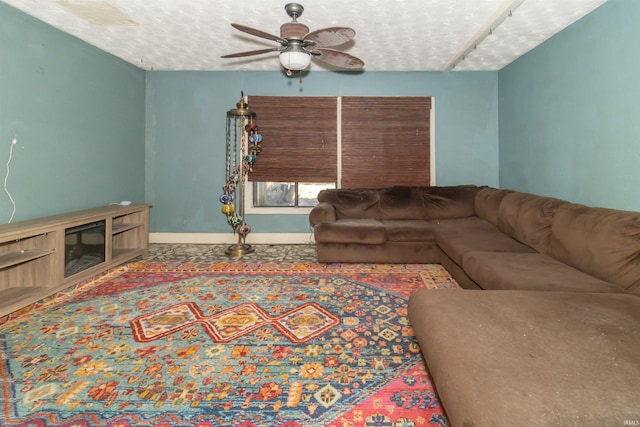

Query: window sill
[245,206,313,215]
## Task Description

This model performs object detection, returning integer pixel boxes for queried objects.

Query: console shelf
[112,248,140,261]
[112,223,142,234]
[0,204,150,318]
[0,249,56,269]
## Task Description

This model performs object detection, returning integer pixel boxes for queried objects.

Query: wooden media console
[0,203,150,317]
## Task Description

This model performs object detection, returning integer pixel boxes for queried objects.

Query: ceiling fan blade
[314,48,364,69]
[230,23,287,45]
[304,27,355,48]
[221,47,281,58]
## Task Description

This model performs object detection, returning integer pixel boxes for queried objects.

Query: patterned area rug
[0,261,459,427]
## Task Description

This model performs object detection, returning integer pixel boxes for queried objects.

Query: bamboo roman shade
[341,96,431,189]
[248,96,337,183]
[247,95,431,188]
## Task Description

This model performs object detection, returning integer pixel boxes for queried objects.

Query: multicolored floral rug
[0,261,459,427]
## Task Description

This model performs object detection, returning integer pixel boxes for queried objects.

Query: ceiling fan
[221,3,364,74]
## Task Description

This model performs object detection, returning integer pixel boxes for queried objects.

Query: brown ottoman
[408,289,640,427]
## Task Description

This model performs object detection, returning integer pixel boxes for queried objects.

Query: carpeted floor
[1,245,458,426]
[147,243,320,263]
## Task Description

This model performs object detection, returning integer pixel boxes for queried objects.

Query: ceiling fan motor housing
[280,20,313,72]
[280,22,309,40]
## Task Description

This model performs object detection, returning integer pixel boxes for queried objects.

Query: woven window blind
[341,96,431,189]
[247,96,337,183]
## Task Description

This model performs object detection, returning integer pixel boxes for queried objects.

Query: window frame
[246,182,315,215]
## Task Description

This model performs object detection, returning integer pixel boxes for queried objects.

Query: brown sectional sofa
[310,185,640,426]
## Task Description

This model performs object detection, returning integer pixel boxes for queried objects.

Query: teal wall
[13,0,632,233]
[0,3,146,223]
[146,71,499,233]
[498,0,640,210]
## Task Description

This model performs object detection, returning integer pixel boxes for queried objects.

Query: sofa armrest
[310,202,337,226]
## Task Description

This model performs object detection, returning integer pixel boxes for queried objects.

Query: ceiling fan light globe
[279,51,310,71]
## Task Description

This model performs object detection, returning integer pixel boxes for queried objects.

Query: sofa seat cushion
[433,217,535,265]
[408,290,640,427]
[380,220,437,242]
[313,219,386,244]
[462,251,623,292]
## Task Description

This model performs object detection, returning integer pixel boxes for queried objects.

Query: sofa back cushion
[474,187,514,225]
[548,203,640,295]
[318,186,479,221]
[497,192,566,253]
[376,187,431,220]
[416,185,479,220]
[317,189,380,220]
[376,185,478,220]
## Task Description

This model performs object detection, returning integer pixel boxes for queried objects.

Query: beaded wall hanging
[220,93,263,256]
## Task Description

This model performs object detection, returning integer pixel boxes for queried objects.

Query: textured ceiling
[2,0,608,71]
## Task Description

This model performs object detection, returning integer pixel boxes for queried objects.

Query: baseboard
[149,233,315,245]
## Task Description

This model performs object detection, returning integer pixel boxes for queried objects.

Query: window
[247,96,432,210]
[253,182,336,207]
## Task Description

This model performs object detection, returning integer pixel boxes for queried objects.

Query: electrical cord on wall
[3,136,17,223]
[305,226,316,245]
